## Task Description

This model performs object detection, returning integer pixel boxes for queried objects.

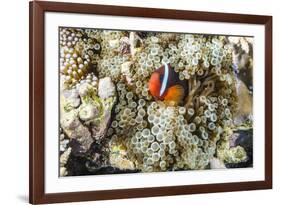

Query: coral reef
[59,28,253,176]
[61,76,116,142]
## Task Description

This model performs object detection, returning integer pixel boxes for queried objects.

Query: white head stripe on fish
[160,63,169,96]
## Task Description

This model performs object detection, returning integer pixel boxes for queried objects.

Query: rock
[90,95,116,140]
[227,129,253,168]
[60,110,80,130]
[234,130,253,152]
[120,37,130,54]
[60,139,69,152]
[60,167,68,176]
[98,77,116,99]
[78,83,94,97]
[110,155,135,170]
[87,77,117,140]
[109,142,135,170]
[234,78,253,126]
[72,125,93,152]
[60,147,72,166]
[60,133,65,141]
[91,108,111,140]
[62,89,81,108]
[129,32,143,58]
[60,110,93,152]
[79,103,100,121]
[60,76,116,155]
[210,158,226,169]
[229,133,240,147]
[121,61,134,85]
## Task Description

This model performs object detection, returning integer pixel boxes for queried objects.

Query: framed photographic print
[29,1,272,204]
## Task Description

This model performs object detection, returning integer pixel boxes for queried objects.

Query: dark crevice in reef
[226,129,253,168]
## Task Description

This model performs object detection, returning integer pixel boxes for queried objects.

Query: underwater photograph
[59,28,253,177]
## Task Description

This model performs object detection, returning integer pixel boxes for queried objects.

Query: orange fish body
[148,63,187,104]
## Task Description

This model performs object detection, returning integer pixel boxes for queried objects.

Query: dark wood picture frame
[29,1,272,204]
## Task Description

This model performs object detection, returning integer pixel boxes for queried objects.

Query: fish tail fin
[164,85,185,104]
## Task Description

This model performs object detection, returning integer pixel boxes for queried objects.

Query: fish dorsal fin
[160,63,169,97]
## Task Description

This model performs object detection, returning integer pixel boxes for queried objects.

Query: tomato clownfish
[148,63,188,104]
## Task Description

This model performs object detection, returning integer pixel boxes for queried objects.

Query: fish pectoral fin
[164,85,185,103]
